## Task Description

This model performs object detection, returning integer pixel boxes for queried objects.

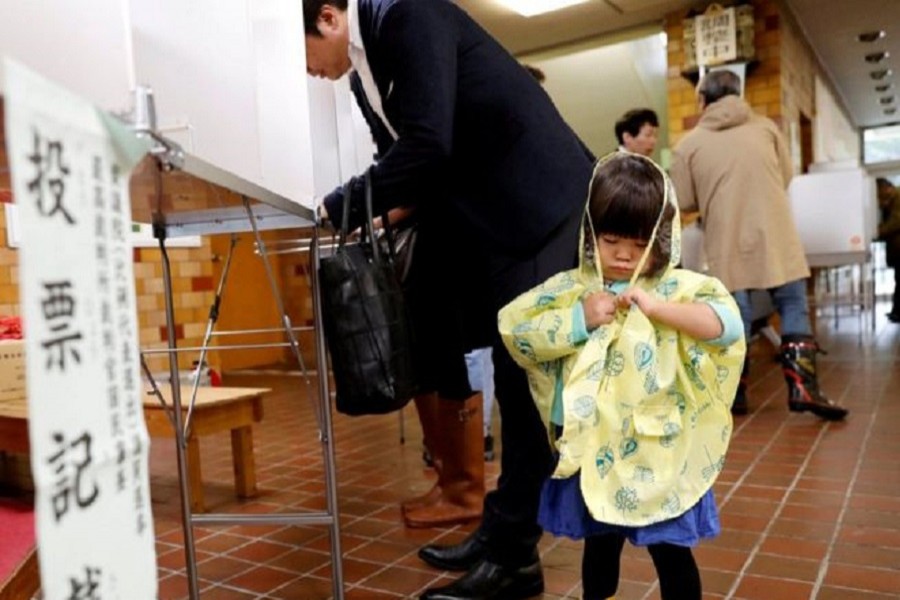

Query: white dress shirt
[347,0,398,140]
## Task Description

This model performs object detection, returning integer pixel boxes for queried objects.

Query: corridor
[149,299,900,599]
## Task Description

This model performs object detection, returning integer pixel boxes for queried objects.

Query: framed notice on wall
[694,4,737,67]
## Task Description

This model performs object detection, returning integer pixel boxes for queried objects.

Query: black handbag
[318,172,416,415]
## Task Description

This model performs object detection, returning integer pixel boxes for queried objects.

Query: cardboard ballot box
[0,341,25,403]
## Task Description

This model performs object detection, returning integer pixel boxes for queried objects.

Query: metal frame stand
[137,184,343,598]
[809,250,876,344]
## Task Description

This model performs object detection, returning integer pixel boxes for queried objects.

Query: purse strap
[338,169,399,265]
[337,171,378,257]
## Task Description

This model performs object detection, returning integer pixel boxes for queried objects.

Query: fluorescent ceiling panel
[497,0,590,18]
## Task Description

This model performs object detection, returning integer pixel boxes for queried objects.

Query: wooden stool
[142,385,270,512]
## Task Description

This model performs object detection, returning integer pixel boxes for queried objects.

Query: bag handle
[362,170,382,262]
[337,171,379,259]
[338,180,353,248]
[338,169,400,265]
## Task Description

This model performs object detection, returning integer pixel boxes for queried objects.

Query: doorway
[799,112,813,174]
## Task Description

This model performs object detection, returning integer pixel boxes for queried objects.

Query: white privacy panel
[0,0,134,113]
[789,167,878,258]
[306,75,378,198]
[129,0,317,206]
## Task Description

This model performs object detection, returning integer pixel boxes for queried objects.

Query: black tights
[582,533,701,600]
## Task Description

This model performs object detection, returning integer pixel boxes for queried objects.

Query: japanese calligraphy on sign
[4,58,157,600]
[694,5,737,67]
[67,565,102,600]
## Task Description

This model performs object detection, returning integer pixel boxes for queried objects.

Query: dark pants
[892,267,900,316]
[479,208,582,566]
[582,534,700,600]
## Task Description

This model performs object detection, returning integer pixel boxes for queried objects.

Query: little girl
[499,153,746,599]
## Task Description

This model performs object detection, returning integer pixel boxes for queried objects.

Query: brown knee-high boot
[404,393,485,528]
[401,394,443,513]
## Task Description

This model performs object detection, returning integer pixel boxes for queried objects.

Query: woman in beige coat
[670,69,847,421]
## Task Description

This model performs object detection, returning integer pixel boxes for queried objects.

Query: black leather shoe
[419,558,544,600]
[418,529,487,572]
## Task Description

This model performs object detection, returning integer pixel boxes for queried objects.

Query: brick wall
[666,0,856,155]
[0,206,218,375]
[278,228,321,371]
[666,0,785,149]
[779,5,816,129]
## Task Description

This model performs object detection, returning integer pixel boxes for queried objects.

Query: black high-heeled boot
[780,334,848,421]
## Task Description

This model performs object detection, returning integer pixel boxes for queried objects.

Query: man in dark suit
[304,1,594,598]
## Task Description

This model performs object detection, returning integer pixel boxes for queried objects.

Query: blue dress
[538,473,719,547]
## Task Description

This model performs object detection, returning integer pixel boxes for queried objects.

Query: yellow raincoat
[499,155,746,527]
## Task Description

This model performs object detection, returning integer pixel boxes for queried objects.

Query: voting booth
[788,165,877,264]
[788,165,878,332]
[0,1,358,597]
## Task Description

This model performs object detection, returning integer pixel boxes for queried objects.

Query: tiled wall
[278,229,320,371]
[132,244,218,374]
[0,205,219,375]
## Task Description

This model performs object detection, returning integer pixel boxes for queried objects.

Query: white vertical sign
[4,59,157,600]
[694,6,737,67]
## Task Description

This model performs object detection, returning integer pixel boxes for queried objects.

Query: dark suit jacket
[324,0,594,258]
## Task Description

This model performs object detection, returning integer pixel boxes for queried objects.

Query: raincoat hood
[580,152,681,288]
[698,95,752,132]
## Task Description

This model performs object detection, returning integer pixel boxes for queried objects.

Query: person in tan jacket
[670,69,847,421]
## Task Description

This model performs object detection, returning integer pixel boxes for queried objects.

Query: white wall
[518,28,669,162]
[814,76,860,164]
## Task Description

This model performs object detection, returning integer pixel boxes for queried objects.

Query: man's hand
[582,291,618,329]
[317,203,330,225]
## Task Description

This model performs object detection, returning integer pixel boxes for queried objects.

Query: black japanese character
[47,431,99,522]
[27,129,75,224]
[67,565,101,600]
[40,281,82,371]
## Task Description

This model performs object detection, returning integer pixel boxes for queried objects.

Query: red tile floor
[146,298,900,600]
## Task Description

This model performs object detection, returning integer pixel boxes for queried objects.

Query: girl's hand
[617,287,659,319]
[582,291,618,329]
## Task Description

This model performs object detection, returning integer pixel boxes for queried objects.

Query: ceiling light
[858,30,886,43]
[876,83,895,92]
[871,69,893,80]
[865,51,890,63]
[880,96,896,105]
[497,0,589,17]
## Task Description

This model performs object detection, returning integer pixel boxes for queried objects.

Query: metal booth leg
[156,227,202,600]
